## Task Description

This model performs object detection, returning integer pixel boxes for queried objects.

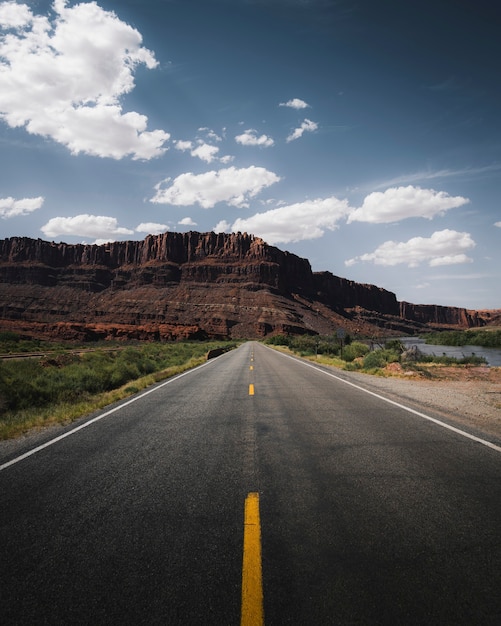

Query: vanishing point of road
[1,342,501,624]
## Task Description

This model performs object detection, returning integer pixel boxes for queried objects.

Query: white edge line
[0,358,216,472]
[270,347,501,454]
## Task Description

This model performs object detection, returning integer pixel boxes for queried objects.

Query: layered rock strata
[0,232,492,341]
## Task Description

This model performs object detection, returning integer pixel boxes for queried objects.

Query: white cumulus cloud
[279,98,310,109]
[348,185,470,223]
[41,214,134,239]
[235,129,274,147]
[214,220,231,233]
[231,196,351,244]
[175,137,230,163]
[198,127,223,142]
[1,195,44,218]
[0,1,32,27]
[178,217,197,226]
[0,0,169,159]
[151,166,281,209]
[175,140,194,151]
[136,222,168,235]
[345,229,476,268]
[190,142,220,163]
[286,118,318,142]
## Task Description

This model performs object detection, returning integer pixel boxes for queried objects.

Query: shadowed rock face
[399,302,482,328]
[0,232,493,341]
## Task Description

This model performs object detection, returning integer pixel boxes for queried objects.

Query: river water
[399,337,501,367]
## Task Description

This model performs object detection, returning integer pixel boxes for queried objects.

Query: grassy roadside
[0,341,236,440]
[266,338,487,377]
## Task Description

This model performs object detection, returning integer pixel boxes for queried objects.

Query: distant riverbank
[400,337,501,366]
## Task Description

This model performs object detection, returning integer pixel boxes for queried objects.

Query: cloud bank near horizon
[36,181,475,271]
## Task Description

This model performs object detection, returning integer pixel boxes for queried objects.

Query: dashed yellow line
[250,365,254,371]
[249,383,255,396]
[241,493,264,626]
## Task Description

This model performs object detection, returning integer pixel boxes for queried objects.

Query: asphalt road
[1,341,501,625]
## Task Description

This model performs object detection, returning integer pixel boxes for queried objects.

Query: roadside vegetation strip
[425,329,501,348]
[0,331,109,355]
[0,341,235,440]
[0,357,223,472]
[0,347,124,360]
[265,335,487,375]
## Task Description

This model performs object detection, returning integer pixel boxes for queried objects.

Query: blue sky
[1,0,500,310]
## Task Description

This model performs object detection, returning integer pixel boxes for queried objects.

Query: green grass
[0,341,236,439]
[0,331,84,355]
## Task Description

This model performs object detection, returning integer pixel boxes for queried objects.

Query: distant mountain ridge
[0,232,496,341]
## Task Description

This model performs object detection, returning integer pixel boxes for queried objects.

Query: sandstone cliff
[0,233,493,341]
[399,302,483,328]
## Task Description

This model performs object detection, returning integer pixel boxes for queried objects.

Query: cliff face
[0,233,313,293]
[0,233,492,341]
[313,271,400,316]
[399,302,483,328]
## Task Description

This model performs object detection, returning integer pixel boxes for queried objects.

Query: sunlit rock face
[0,233,489,341]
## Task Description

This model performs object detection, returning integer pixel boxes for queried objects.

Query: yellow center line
[249,383,255,395]
[241,492,264,626]
[250,365,254,371]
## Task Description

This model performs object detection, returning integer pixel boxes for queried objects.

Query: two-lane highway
[1,342,501,624]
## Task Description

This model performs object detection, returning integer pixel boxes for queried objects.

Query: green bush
[265,333,346,357]
[363,350,388,370]
[264,335,290,346]
[341,341,369,362]
[289,335,318,356]
[385,339,404,352]
[363,349,400,370]
[317,339,339,355]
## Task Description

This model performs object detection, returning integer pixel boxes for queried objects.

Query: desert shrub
[363,348,400,370]
[317,338,340,355]
[109,360,141,388]
[385,339,404,352]
[0,359,44,410]
[289,335,318,356]
[415,354,486,366]
[458,355,487,365]
[265,333,345,356]
[341,341,369,362]
[264,335,290,346]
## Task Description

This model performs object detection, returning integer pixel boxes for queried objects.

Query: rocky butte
[0,232,497,342]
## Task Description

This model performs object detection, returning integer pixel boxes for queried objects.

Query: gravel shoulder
[340,364,501,442]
